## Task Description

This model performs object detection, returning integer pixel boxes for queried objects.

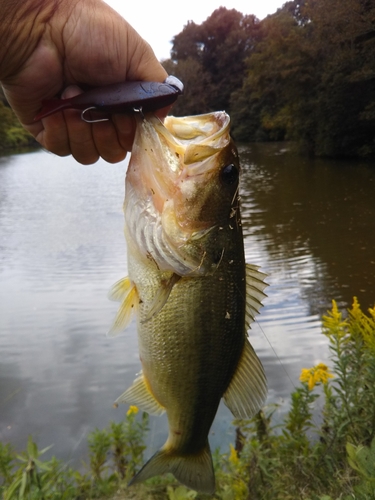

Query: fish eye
[220,164,239,185]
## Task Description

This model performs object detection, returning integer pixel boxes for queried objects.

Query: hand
[0,0,168,164]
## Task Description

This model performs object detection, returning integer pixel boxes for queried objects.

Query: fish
[108,111,268,494]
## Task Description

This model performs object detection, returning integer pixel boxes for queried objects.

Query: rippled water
[0,146,374,466]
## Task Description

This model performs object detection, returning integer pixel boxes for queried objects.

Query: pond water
[0,145,374,467]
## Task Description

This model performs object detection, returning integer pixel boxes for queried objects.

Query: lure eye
[220,164,239,185]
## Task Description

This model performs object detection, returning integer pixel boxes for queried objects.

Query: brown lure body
[34,76,184,121]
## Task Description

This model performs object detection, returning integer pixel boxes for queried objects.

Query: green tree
[231,0,375,157]
[169,8,260,115]
[162,58,211,116]
[232,10,315,143]
[302,0,375,156]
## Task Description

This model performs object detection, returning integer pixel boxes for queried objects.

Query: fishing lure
[34,76,184,122]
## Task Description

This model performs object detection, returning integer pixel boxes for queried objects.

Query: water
[0,146,374,466]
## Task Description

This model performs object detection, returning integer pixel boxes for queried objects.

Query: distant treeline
[163,0,375,158]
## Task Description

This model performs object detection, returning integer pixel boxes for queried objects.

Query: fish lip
[161,111,230,148]
[151,112,231,177]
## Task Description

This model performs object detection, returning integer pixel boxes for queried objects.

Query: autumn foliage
[163,0,375,158]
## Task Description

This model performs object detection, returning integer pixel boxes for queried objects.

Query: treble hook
[81,107,110,123]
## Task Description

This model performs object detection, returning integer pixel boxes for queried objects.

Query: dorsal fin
[245,263,268,331]
[222,263,268,418]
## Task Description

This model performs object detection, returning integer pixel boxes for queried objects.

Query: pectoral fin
[223,339,267,419]
[141,273,180,323]
[107,277,138,337]
[115,372,165,416]
[108,276,133,302]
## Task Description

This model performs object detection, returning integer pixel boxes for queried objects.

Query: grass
[1,298,375,499]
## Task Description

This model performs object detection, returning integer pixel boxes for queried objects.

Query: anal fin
[223,338,267,419]
[115,372,165,416]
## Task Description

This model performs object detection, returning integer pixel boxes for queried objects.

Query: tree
[231,0,375,156]
[169,8,260,115]
[232,9,316,143]
[162,58,211,116]
[166,0,375,157]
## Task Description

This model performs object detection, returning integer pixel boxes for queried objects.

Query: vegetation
[0,88,37,151]
[1,298,375,498]
[163,0,375,158]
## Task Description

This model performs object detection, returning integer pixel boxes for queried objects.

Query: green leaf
[347,439,375,480]
[39,445,53,456]
[3,477,22,500]
[26,437,37,459]
[19,471,27,498]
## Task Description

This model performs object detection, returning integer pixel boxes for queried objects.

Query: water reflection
[239,143,375,424]
[0,146,374,466]
[240,143,375,313]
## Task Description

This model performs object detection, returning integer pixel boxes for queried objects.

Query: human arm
[0,0,168,164]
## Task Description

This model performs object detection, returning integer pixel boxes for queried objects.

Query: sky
[104,0,285,61]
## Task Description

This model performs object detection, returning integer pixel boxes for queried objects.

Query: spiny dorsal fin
[107,277,138,337]
[245,263,268,331]
[115,372,165,416]
[223,338,267,419]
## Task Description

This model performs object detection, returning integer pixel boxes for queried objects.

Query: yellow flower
[126,405,139,416]
[322,300,348,337]
[229,443,239,465]
[369,304,375,322]
[300,363,333,390]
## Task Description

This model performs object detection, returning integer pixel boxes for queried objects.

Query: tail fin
[129,442,215,494]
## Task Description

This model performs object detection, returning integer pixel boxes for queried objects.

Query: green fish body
[109,112,267,493]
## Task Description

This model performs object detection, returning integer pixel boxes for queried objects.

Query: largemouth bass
[108,111,267,494]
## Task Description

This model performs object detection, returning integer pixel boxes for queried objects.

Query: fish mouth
[154,111,231,173]
[131,111,231,200]
[129,111,232,217]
